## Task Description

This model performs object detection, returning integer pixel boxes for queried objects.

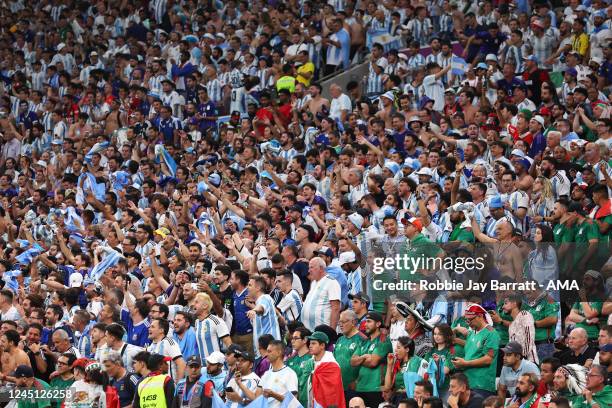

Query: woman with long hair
[529,176,556,229]
[383,336,428,403]
[424,324,458,401]
[525,224,558,288]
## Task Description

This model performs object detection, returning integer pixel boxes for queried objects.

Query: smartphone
[225,387,234,393]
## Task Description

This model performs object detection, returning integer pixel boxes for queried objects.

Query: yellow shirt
[296,62,315,86]
[571,33,589,56]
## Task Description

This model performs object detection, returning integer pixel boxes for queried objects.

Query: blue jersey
[121,309,150,347]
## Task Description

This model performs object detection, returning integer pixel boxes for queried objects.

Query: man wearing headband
[451,304,500,399]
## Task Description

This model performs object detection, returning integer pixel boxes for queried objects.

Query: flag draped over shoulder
[84,141,110,165]
[311,352,345,408]
[90,247,123,280]
[155,144,177,177]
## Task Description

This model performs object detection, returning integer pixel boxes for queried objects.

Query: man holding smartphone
[225,351,263,408]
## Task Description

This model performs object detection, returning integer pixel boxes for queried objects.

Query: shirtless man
[307,83,329,117]
[471,218,524,282]
[0,329,31,379]
[376,92,395,129]
[104,98,125,135]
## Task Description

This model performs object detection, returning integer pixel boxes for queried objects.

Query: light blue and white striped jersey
[148,74,166,92]
[207,78,223,105]
[194,314,230,362]
[346,268,362,299]
[253,294,281,352]
[407,53,425,72]
[484,212,516,238]
[407,18,432,47]
[77,321,95,358]
[53,121,67,140]
[147,336,182,382]
[439,13,453,33]
[503,44,525,74]
[549,172,571,199]
[279,148,298,163]
[225,372,262,408]
[51,5,65,22]
[301,275,341,331]
[366,62,384,96]
[150,0,167,23]
[327,0,345,12]
[591,160,612,183]
[276,289,303,323]
[228,69,244,89]
[229,87,248,115]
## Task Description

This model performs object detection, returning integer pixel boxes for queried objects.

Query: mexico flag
[311,351,345,408]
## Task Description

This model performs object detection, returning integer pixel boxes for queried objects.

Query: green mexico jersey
[463,326,500,393]
[572,301,604,340]
[334,332,366,388]
[355,334,393,392]
[286,353,314,407]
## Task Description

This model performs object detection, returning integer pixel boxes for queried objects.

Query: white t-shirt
[260,365,298,408]
[423,74,444,111]
[330,94,351,121]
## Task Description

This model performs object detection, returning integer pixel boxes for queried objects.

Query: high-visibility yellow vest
[138,374,168,408]
[276,76,296,93]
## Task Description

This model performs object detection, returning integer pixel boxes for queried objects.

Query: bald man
[472,217,524,282]
[301,257,341,331]
[349,397,366,408]
[554,328,598,367]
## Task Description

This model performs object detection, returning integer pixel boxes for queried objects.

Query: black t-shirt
[554,345,599,366]
[27,349,55,383]
[460,392,484,408]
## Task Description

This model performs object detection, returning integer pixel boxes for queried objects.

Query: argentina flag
[155,144,177,177]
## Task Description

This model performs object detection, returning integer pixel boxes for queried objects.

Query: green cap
[307,331,330,344]
[519,109,532,121]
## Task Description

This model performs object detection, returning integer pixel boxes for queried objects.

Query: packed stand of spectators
[0,0,612,408]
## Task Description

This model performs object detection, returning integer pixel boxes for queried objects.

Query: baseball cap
[206,351,225,365]
[402,216,423,231]
[489,195,504,209]
[523,55,538,63]
[338,251,357,265]
[475,62,488,70]
[510,149,526,158]
[380,90,394,101]
[416,167,433,177]
[56,43,66,51]
[501,341,524,355]
[236,350,255,362]
[485,54,498,62]
[365,311,384,323]
[69,272,84,288]
[314,246,333,258]
[13,365,34,378]
[307,331,330,344]
[565,68,578,77]
[531,115,545,127]
[347,213,364,230]
[531,20,545,29]
[186,356,202,366]
[348,292,371,305]
[601,343,612,353]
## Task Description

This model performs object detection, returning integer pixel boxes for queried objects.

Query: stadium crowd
[0,0,610,407]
